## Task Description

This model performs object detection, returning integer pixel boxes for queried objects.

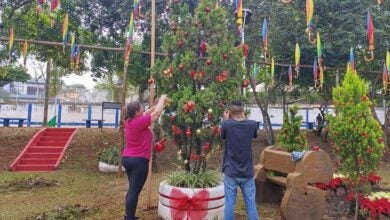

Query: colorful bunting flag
[295,43,300,76]
[288,64,292,86]
[349,48,355,71]
[8,28,14,63]
[62,13,69,54]
[50,0,60,26]
[22,40,28,65]
[317,32,322,66]
[306,0,313,28]
[262,18,268,50]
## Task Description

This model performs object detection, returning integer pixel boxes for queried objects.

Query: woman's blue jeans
[224,174,259,220]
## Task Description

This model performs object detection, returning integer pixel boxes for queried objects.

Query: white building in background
[2,79,45,102]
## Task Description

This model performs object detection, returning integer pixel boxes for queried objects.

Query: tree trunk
[248,74,275,145]
[42,60,51,126]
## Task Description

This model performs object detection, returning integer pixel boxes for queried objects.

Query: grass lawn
[1,128,390,219]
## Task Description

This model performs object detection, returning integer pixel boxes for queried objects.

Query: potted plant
[96,146,125,173]
[154,0,245,219]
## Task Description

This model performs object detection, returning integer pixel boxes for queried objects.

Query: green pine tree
[277,105,307,152]
[155,0,245,174]
[328,70,384,219]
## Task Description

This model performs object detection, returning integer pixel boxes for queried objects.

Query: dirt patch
[25,204,95,220]
[0,177,59,194]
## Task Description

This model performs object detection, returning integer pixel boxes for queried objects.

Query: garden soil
[1,127,390,219]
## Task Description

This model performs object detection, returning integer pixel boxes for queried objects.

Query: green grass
[0,170,128,220]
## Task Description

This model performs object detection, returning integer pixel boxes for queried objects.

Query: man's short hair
[229,100,244,115]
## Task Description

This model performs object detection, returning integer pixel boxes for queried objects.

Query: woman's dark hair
[126,101,142,120]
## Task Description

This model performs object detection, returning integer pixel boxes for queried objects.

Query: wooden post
[146,0,156,210]
[118,63,128,177]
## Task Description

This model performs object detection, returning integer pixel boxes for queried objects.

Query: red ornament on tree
[206,59,212,65]
[148,78,154,86]
[202,143,210,152]
[177,39,183,48]
[174,0,180,3]
[205,6,210,13]
[186,127,192,137]
[242,79,250,88]
[170,115,176,122]
[178,63,184,71]
[171,23,177,32]
[199,41,207,55]
[155,140,166,152]
[223,53,228,60]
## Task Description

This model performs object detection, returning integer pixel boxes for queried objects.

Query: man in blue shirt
[221,100,259,220]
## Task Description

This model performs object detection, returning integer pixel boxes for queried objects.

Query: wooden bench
[0,117,27,127]
[82,119,105,128]
[254,146,333,220]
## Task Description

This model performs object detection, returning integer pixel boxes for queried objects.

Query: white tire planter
[98,161,126,173]
[158,180,224,220]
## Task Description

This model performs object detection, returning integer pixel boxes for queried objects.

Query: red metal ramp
[9,128,78,172]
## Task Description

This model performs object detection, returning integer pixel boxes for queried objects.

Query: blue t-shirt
[221,119,258,178]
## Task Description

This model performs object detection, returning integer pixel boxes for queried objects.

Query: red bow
[169,188,209,220]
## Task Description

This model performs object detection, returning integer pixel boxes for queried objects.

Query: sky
[23,56,98,91]
[61,73,97,90]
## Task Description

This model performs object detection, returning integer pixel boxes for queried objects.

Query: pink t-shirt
[122,115,152,160]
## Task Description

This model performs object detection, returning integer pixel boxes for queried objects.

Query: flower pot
[98,161,125,173]
[158,180,225,220]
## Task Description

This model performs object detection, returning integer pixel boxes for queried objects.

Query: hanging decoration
[50,0,60,27]
[306,0,316,44]
[382,63,388,95]
[36,0,46,15]
[288,64,293,86]
[313,58,319,89]
[295,43,300,78]
[317,32,324,91]
[364,11,375,62]
[349,48,355,72]
[236,0,243,34]
[387,51,390,73]
[281,0,293,3]
[124,13,135,65]
[22,40,28,65]
[271,57,275,82]
[62,13,69,54]
[8,28,14,63]
[262,17,270,61]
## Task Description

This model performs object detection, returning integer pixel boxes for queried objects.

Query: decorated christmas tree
[328,69,384,217]
[154,0,246,174]
[276,105,307,152]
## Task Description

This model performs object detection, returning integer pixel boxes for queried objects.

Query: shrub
[96,146,120,166]
[277,105,307,152]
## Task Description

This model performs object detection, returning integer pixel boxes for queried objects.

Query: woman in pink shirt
[122,94,167,220]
